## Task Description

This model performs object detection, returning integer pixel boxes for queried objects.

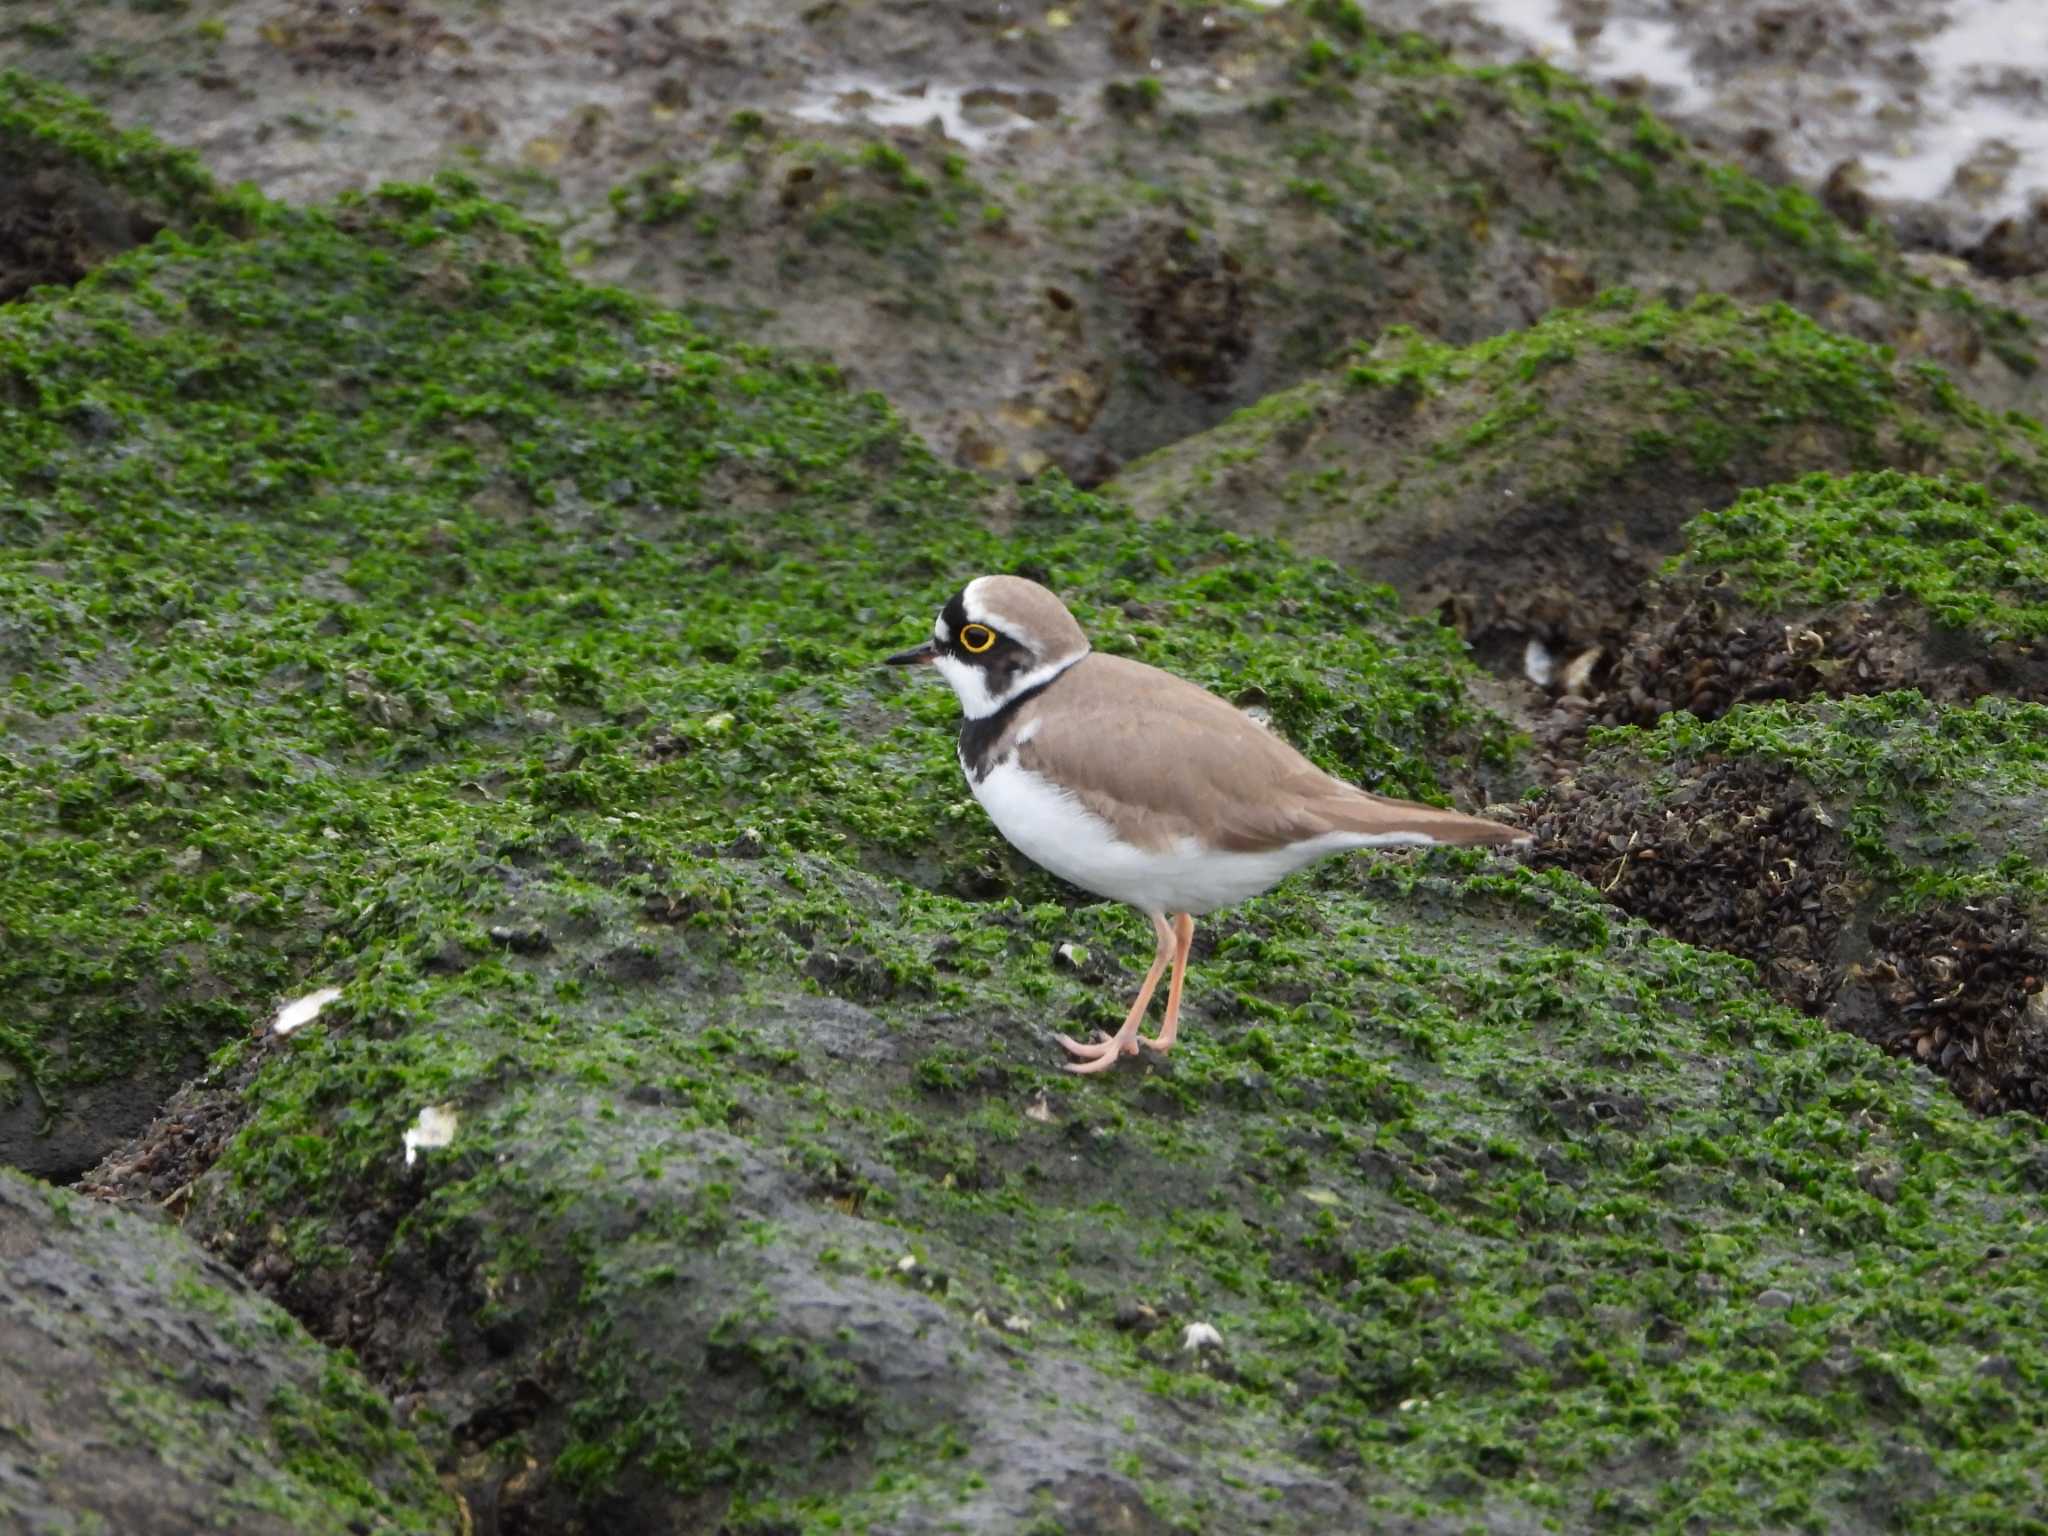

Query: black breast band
[958,669,1067,783]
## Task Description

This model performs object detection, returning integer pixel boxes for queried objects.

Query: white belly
[969,757,1406,915]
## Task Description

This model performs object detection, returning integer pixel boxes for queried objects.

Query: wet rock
[1969,193,2048,280]
[0,1061,202,1185]
[0,1167,451,1535]
[1820,157,1875,230]
[1116,306,2048,683]
[1531,692,2048,1117]
[1553,469,2048,765]
[10,72,2048,1536]
[1106,220,1251,399]
[270,0,457,78]
[0,77,249,301]
[0,161,161,301]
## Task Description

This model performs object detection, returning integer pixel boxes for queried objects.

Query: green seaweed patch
[263,1364,454,1530]
[0,68,261,253]
[1343,294,2047,501]
[1289,9,2036,372]
[1116,294,2048,557]
[203,843,2048,1532]
[617,133,1003,279]
[1675,470,2048,642]
[0,171,1511,1128]
[1608,691,2048,909]
[14,92,2048,1534]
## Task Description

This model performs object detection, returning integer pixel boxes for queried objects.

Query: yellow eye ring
[959,624,997,654]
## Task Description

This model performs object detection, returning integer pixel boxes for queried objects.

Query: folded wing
[1013,655,1522,854]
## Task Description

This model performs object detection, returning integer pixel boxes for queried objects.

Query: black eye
[959,624,997,654]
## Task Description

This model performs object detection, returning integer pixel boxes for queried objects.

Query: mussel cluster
[1529,756,1852,1015]
[1858,901,2048,1116]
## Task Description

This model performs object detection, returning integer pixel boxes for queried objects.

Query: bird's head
[885,575,1090,719]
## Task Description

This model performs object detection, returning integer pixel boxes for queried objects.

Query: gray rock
[0,1168,455,1535]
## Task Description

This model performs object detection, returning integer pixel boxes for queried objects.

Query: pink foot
[1055,1029,1139,1074]
[1054,911,1177,1077]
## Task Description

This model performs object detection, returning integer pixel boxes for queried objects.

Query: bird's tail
[1318,789,1532,850]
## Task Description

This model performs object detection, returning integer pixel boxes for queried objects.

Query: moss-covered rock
[0,1165,454,1535]
[588,33,2046,485]
[8,84,2048,1536]
[13,3,2038,481]
[1596,472,2048,726]
[0,69,256,300]
[1684,472,2048,636]
[0,173,1510,1172]
[172,847,2048,1534]
[1531,692,2048,1114]
[1113,296,2048,671]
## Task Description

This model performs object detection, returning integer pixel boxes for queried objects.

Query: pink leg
[1141,914,1196,1052]
[1058,912,1175,1075]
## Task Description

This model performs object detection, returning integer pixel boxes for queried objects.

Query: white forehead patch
[961,576,998,625]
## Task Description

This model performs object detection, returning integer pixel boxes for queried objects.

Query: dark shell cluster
[1590,579,2048,731]
[1847,901,2048,1118]
[1529,751,2048,1116]
[1528,756,1852,1015]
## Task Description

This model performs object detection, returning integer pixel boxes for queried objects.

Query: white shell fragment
[402,1104,460,1166]
[271,986,343,1037]
[1181,1321,1223,1353]
[1560,647,1602,698]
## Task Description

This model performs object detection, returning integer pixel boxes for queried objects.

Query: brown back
[1003,654,1519,853]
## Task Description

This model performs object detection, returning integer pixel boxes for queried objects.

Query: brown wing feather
[1010,655,1519,853]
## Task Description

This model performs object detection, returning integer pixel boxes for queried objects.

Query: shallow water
[1373,0,2048,248]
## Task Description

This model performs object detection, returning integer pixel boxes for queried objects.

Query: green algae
[1500,60,1876,291]
[1674,470,2048,642]
[1287,15,2033,376]
[0,162,1507,1114]
[0,67,259,304]
[566,0,2046,493]
[1614,692,2048,911]
[7,82,2048,1536]
[1113,293,2048,674]
[201,845,2048,1532]
[1343,294,1989,471]
[0,162,1509,1122]
[613,133,1001,276]
[1119,292,2048,546]
[0,67,247,220]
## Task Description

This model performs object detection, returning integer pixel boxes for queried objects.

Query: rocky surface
[1,3,2043,489]
[1530,692,2048,1115]
[1363,0,2048,275]
[1112,297,2048,678]
[5,25,2048,1536]
[0,1166,453,1535]
[0,72,251,301]
[1594,470,2048,727]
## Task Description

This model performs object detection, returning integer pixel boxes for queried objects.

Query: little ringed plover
[886,575,1525,1074]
